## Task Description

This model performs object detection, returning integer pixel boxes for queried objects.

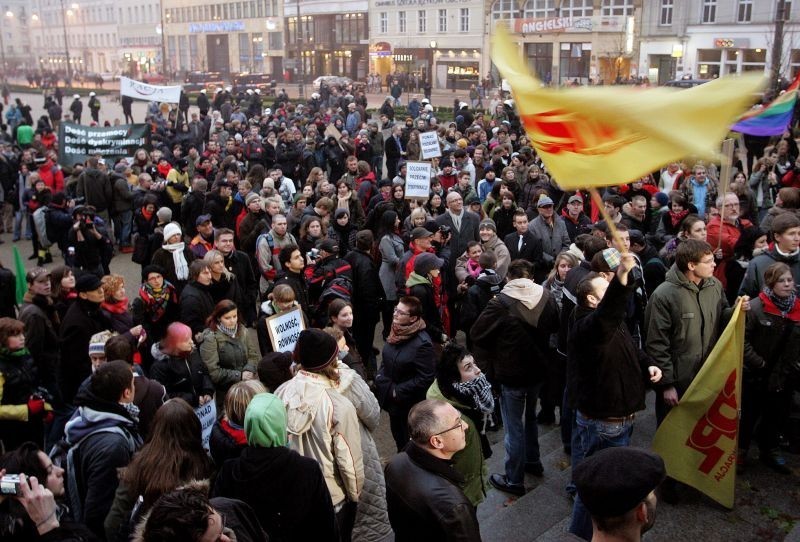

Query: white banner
[120,76,182,103]
[419,130,442,160]
[265,308,306,353]
[405,161,432,199]
[194,401,217,452]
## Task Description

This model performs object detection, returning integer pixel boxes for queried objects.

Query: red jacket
[37,160,64,193]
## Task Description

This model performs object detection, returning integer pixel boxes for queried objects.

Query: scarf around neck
[162,241,189,281]
[218,321,238,338]
[763,287,797,316]
[452,373,494,414]
[139,281,175,322]
[387,318,426,344]
[102,297,129,315]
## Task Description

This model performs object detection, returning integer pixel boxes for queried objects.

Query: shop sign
[714,38,750,48]
[509,15,626,34]
[371,42,393,58]
[189,21,245,33]
[375,0,470,6]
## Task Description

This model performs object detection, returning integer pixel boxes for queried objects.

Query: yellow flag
[651,300,745,508]
[490,27,764,189]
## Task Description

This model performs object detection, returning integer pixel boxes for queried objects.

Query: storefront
[433,49,481,90]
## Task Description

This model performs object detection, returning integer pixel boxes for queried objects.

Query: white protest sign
[120,76,183,103]
[265,308,306,353]
[419,130,442,159]
[405,161,432,199]
[194,401,217,452]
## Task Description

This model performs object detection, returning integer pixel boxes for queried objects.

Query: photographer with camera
[66,205,106,277]
[0,456,95,541]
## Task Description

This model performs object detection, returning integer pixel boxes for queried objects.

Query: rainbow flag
[731,77,799,136]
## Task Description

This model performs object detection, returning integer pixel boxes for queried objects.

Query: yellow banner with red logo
[490,27,764,189]
[651,300,745,508]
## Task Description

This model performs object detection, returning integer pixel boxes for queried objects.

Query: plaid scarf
[138,281,176,323]
[452,373,495,414]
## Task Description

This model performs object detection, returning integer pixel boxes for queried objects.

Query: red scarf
[220,418,248,445]
[669,209,689,228]
[102,297,129,315]
[759,292,800,322]
[141,207,154,221]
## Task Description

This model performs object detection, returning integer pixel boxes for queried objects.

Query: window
[459,8,469,32]
[783,0,793,19]
[660,0,673,25]
[526,42,553,81]
[418,10,426,33]
[737,0,752,22]
[438,9,446,32]
[493,0,518,20]
[601,0,633,16]
[399,11,406,33]
[522,0,554,18]
[702,0,716,23]
[561,0,592,17]
[379,12,387,33]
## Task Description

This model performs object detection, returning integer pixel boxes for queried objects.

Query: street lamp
[58,0,74,82]
[429,40,437,90]
[295,2,305,99]
[159,1,169,77]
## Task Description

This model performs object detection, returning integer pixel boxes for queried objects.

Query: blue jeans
[500,383,543,486]
[568,411,635,540]
[113,209,133,246]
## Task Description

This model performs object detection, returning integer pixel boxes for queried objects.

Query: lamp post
[59,0,73,82]
[295,1,305,98]
[429,40,437,90]
[159,0,168,77]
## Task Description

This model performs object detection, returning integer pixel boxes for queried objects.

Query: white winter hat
[89,92,96,97]
[73,94,80,99]
[200,89,207,94]
[163,222,182,243]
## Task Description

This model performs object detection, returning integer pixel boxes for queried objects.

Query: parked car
[142,73,169,84]
[183,71,226,93]
[664,79,709,89]
[232,73,276,96]
[313,75,353,91]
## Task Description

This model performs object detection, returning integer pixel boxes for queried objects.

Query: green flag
[13,245,27,304]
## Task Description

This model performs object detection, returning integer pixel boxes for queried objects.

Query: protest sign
[265,308,306,353]
[405,161,432,199]
[120,76,183,103]
[194,401,217,452]
[58,122,150,167]
[419,131,442,159]
[324,124,342,141]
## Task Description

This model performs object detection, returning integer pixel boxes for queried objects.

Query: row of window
[286,14,367,45]
[164,0,279,24]
[378,8,470,34]
[491,0,632,20]
[36,32,117,50]
[661,0,792,25]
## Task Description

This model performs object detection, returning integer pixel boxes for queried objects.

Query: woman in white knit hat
[150,222,195,294]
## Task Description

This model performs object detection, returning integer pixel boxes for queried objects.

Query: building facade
[1,0,35,71]
[162,0,284,76]
[284,0,368,83]
[486,0,642,86]
[368,0,486,90]
[639,0,798,85]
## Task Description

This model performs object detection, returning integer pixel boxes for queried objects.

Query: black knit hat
[293,329,339,371]
[75,273,102,293]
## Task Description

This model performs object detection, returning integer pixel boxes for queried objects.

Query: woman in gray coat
[378,210,405,335]
[328,327,393,542]
[199,299,261,409]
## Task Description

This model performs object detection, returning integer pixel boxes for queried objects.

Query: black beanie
[293,329,339,371]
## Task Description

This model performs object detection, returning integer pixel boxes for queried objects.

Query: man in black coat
[375,296,436,451]
[504,208,544,272]
[344,230,384,376]
[196,89,210,116]
[471,259,559,496]
[274,245,311,317]
[384,124,406,179]
[215,228,258,326]
[384,399,481,542]
[436,191,480,323]
[566,253,662,540]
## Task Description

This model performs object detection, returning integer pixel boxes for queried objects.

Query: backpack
[319,274,353,305]
[32,206,52,248]
[49,425,139,524]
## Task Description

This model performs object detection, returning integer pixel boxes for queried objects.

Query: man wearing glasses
[384,399,481,542]
[706,192,753,290]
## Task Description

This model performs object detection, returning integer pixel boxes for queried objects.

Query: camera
[1,474,22,496]
[307,248,320,261]
[438,224,451,236]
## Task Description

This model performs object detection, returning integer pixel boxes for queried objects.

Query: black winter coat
[179,281,215,335]
[568,278,651,418]
[224,251,258,325]
[149,347,214,407]
[344,248,384,310]
[384,442,481,542]
[213,446,337,542]
[18,295,61,397]
[375,330,436,414]
[59,299,113,404]
[408,282,444,343]
[471,288,559,386]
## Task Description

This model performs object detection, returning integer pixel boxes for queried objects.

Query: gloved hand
[27,396,46,419]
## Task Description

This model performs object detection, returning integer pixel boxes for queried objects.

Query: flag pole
[716,138,735,251]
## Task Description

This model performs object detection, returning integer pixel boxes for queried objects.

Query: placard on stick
[265,308,306,353]
[419,131,442,160]
[405,161,432,199]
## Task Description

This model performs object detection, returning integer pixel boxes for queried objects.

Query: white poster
[265,308,306,353]
[120,76,183,103]
[405,161,432,199]
[419,130,442,160]
[194,401,217,452]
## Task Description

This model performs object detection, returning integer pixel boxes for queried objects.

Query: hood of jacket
[480,234,503,253]
[406,271,431,288]
[64,389,137,446]
[275,371,333,436]
[150,342,170,362]
[502,278,544,310]
[476,269,503,288]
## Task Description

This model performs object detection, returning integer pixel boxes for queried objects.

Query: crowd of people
[0,77,798,542]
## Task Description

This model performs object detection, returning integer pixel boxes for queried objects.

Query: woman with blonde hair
[209,379,268,466]
[203,248,240,305]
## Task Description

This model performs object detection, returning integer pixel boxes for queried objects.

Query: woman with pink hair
[149,322,215,408]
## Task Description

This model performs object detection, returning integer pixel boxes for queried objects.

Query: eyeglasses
[393,308,411,316]
[432,418,466,437]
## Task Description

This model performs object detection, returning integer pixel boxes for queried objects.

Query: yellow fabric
[490,27,765,189]
[165,169,189,204]
[0,372,29,421]
[652,300,745,509]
